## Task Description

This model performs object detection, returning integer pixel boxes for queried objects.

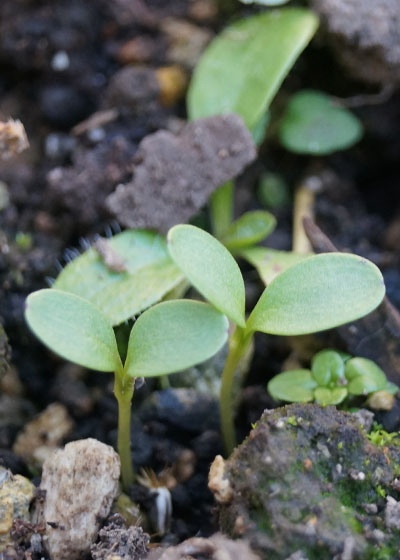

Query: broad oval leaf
[222,211,276,251]
[346,358,387,395]
[314,387,347,406]
[187,9,319,129]
[239,246,308,285]
[268,369,317,402]
[125,300,229,377]
[54,230,184,326]
[167,225,246,327]
[279,90,363,155]
[311,350,344,386]
[25,289,120,372]
[247,253,385,335]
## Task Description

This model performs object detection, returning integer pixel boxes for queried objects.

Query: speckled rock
[37,438,120,560]
[13,403,74,467]
[211,404,400,559]
[0,467,35,551]
[0,322,11,381]
[90,514,149,560]
[312,0,400,84]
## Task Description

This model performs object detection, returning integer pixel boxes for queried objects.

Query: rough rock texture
[147,533,260,560]
[212,404,400,559]
[106,114,256,233]
[13,403,74,467]
[0,467,35,551]
[312,0,400,84]
[37,438,120,560]
[0,321,11,381]
[90,514,149,560]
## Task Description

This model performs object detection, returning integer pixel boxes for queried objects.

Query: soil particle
[0,321,11,380]
[106,114,256,233]
[312,0,400,84]
[147,533,260,560]
[105,67,161,115]
[36,438,120,560]
[90,514,149,560]
[12,403,74,467]
[213,404,400,559]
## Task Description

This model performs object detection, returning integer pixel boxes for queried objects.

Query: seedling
[25,290,229,488]
[167,224,385,454]
[268,350,398,406]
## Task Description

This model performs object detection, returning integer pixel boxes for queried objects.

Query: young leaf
[346,358,387,395]
[167,225,246,327]
[187,9,319,130]
[311,350,345,386]
[268,369,317,402]
[279,90,363,155]
[54,230,184,326]
[247,253,385,335]
[124,300,229,377]
[314,387,347,406]
[222,211,276,251]
[25,289,120,372]
[239,246,308,285]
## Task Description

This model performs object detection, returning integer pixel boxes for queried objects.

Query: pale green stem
[220,326,253,456]
[211,181,234,239]
[114,370,135,490]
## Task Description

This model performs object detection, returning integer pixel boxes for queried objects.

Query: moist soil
[1,0,400,558]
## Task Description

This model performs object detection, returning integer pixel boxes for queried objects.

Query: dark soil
[1,0,400,558]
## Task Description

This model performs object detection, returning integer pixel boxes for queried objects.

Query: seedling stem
[114,370,135,489]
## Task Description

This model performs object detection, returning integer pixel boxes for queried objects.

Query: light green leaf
[239,246,308,285]
[222,211,276,251]
[125,300,229,377]
[314,387,347,406]
[311,350,345,386]
[187,9,319,129]
[247,253,385,335]
[279,90,363,155]
[268,369,317,402]
[346,358,387,395]
[25,289,120,372]
[54,230,184,326]
[385,382,399,395]
[167,225,246,327]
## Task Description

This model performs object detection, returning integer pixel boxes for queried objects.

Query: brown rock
[106,114,256,233]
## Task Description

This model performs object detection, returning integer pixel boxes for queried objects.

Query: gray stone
[106,114,256,233]
[37,438,120,560]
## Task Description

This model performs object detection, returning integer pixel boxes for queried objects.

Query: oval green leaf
[346,358,387,395]
[54,230,184,326]
[279,90,363,155]
[268,369,317,402]
[25,289,120,372]
[125,300,229,377]
[314,387,347,406]
[187,9,319,129]
[311,350,345,386]
[222,211,276,251]
[167,225,246,327]
[247,253,385,335]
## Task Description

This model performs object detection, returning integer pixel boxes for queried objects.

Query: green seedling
[367,423,400,447]
[268,350,398,406]
[25,289,228,489]
[167,224,386,454]
[187,7,319,239]
[53,230,185,326]
[279,90,363,155]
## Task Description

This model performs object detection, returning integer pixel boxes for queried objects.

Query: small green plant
[25,290,228,489]
[167,224,385,454]
[367,423,400,447]
[268,350,398,406]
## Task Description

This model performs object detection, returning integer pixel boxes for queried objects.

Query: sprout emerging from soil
[25,291,229,489]
[167,224,386,455]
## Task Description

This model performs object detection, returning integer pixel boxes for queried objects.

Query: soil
[1,1,400,559]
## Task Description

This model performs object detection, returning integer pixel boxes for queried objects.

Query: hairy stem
[220,326,253,456]
[114,371,135,490]
[211,181,234,239]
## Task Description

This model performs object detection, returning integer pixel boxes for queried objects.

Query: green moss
[287,415,298,426]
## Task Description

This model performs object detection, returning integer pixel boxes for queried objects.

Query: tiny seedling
[25,290,228,489]
[167,224,385,454]
[268,350,398,406]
